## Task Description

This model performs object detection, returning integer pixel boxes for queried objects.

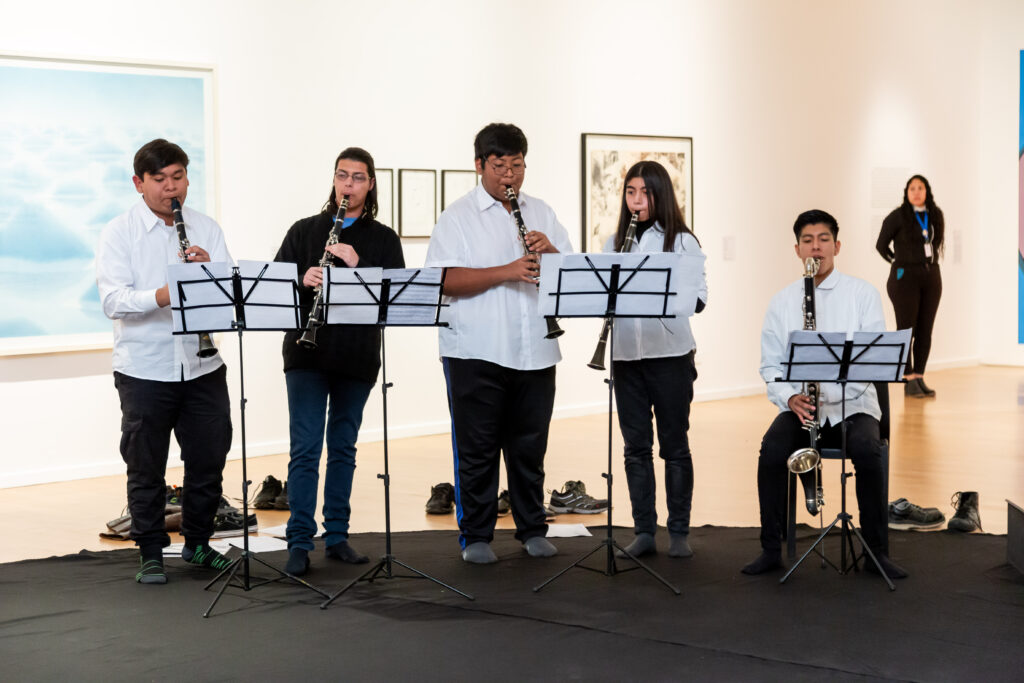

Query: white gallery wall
[0,0,1020,487]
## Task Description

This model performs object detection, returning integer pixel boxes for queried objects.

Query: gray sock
[461,542,497,564]
[617,532,656,558]
[522,536,558,557]
[668,534,693,558]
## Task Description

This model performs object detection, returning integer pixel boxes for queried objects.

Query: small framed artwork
[580,133,693,253]
[398,169,437,238]
[375,168,394,228]
[441,169,478,210]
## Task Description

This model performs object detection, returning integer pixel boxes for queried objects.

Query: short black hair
[133,139,189,177]
[474,123,528,163]
[793,209,839,241]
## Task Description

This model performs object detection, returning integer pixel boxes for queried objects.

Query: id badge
[924,243,933,260]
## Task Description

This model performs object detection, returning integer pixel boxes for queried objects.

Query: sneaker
[425,482,455,514]
[272,482,290,510]
[253,475,283,509]
[497,489,511,516]
[888,497,945,530]
[948,491,983,532]
[211,509,257,537]
[165,485,183,511]
[548,480,609,514]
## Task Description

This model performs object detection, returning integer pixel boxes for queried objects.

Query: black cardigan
[876,206,943,267]
[274,212,405,383]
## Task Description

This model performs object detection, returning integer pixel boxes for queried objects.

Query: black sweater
[274,212,405,382]
[876,206,943,266]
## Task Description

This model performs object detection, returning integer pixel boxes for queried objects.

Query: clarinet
[297,195,350,349]
[588,211,639,370]
[504,185,564,339]
[170,198,218,358]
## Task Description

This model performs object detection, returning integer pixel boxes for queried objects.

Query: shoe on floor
[917,378,937,397]
[425,482,455,514]
[210,509,258,538]
[548,480,609,514]
[253,475,284,509]
[888,497,945,530]
[948,491,983,532]
[904,378,925,397]
[497,489,511,516]
[272,482,290,510]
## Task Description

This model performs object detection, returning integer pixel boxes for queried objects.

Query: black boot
[917,378,936,397]
[948,491,982,532]
[904,378,925,397]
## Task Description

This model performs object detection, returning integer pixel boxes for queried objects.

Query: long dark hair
[323,147,378,218]
[614,161,696,252]
[900,174,944,257]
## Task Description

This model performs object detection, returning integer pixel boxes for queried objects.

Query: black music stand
[777,329,911,591]
[169,260,333,616]
[533,252,700,595]
[318,266,473,608]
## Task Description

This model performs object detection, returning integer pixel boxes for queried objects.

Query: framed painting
[581,133,693,253]
[375,167,394,229]
[441,169,478,210]
[0,54,215,355]
[398,168,437,238]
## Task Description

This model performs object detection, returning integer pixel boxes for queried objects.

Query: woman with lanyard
[876,174,944,397]
[603,161,707,560]
[274,147,405,576]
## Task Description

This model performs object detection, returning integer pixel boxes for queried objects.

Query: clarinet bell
[196,332,219,358]
[544,317,564,339]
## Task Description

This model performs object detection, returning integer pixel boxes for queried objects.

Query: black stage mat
[2,526,1021,682]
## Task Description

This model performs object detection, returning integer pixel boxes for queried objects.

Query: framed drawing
[580,133,693,253]
[0,54,215,355]
[398,169,437,238]
[375,168,394,229]
[441,169,478,210]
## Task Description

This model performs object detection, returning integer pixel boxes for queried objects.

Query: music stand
[777,328,911,591]
[318,266,473,608]
[533,251,703,594]
[169,260,333,616]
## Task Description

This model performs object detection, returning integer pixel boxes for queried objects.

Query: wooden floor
[1,365,1020,564]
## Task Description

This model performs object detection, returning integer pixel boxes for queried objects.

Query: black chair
[785,382,890,560]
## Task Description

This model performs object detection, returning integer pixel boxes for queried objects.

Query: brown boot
[948,491,982,532]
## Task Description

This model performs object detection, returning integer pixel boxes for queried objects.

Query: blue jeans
[285,369,373,551]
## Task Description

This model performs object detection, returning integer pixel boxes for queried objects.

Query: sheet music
[782,330,847,381]
[321,267,445,326]
[323,267,381,324]
[848,329,912,381]
[538,252,703,318]
[382,267,445,325]
[237,260,300,330]
[168,261,234,333]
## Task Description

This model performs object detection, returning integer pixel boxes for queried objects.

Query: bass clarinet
[504,185,564,339]
[171,198,218,358]
[297,195,350,349]
[588,211,639,370]
[786,256,824,516]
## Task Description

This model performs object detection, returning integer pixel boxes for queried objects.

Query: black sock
[741,551,782,575]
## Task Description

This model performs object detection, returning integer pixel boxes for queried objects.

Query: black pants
[886,263,942,375]
[114,365,232,550]
[757,412,887,555]
[613,352,697,537]
[442,358,555,547]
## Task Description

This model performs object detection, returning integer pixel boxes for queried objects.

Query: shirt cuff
[137,288,163,313]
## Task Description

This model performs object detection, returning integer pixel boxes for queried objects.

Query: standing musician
[424,123,573,564]
[602,161,707,560]
[274,147,404,576]
[96,138,234,584]
[742,209,907,580]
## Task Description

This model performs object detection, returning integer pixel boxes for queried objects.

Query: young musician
[96,139,234,583]
[603,161,707,559]
[274,147,404,576]
[742,209,907,580]
[424,123,573,564]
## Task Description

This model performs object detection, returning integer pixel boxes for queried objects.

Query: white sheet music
[781,329,911,382]
[848,329,912,381]
[381,267,445,325]
[237,260,300,330]
[323,267,382,324]
[538,252,704,318]
[168,261,234,333]
[322,267,445,326]
[782,331,847,381]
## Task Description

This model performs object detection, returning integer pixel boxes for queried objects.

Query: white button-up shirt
[760,268,884,424]
[425,183,574,371]
[96,199,233,382]
[602,224,708,361]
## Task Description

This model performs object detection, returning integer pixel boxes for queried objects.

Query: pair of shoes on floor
[948,491,983,532]
[888,497,945,530]
[904,377,937,398]
[426,482,455,514]
[548,480,609,514]
[211,497,258,538]
[253,475,286,509]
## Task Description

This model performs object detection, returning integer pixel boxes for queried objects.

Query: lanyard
[914,211,929,241]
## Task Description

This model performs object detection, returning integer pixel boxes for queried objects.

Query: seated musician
[742,209,907,580]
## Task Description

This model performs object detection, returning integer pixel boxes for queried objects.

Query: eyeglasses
[487,160,526,177]
[335,171,370,184]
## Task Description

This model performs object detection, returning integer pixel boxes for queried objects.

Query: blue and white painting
[0,57,212,351]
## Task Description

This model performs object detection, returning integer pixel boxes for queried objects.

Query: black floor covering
[2,525,1021,682]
